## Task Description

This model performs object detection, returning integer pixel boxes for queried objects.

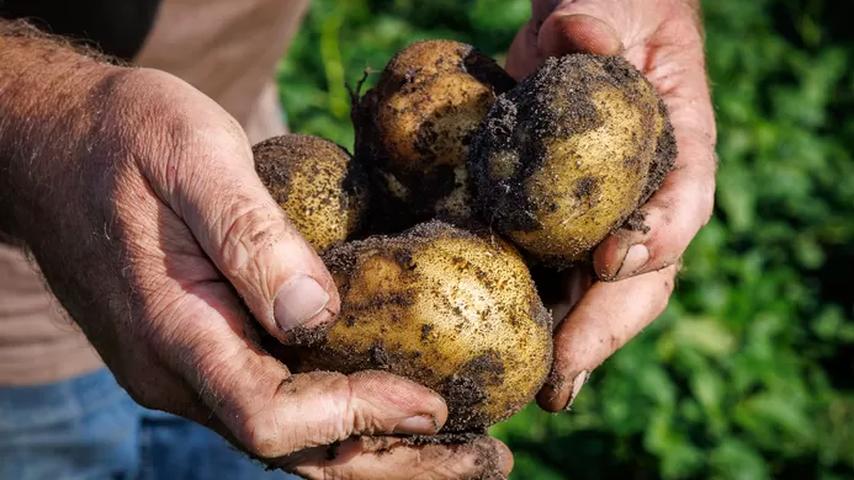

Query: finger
[591,5,716,281]
[272,435,512,480]
[538,13,623,57]
[150,279,448,459]
[505,19,542,80]
[537,266,677,411]
[116,182,447,459]
[115,164,447,459]
[535,0,663,59]
[506,3,627,80]
[593,130,715,281]
[178,136,339,343]
[132,69,339,344]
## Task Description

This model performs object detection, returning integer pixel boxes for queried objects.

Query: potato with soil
[469,54,677,267]
[253,134,369,253]
[296,221,552,432]
[353,40,515,226]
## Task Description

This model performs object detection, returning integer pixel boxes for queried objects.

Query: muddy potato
[353,40,515,226]
[253,134,369,253]
[469,54,677,267]
[297,221,552,432]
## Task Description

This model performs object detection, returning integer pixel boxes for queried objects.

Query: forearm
[0,20,117,244]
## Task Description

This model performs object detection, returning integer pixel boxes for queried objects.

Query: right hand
[4,64,512,478]
[506,0,716,412]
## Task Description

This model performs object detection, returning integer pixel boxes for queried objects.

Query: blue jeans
[0,369,295,480]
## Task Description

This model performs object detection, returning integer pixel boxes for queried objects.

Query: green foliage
[278,0,854,477]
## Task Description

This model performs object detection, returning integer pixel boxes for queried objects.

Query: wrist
[0,23,124,244]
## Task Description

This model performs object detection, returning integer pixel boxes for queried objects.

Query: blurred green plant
[278,0,854,478]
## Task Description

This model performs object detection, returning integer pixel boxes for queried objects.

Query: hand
[506,0,717,410]
[0,31,511,478]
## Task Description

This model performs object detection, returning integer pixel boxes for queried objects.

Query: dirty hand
[506,0,717,409]
[0,24,510,479]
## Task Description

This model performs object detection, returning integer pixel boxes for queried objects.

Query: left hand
[506,0,717,410]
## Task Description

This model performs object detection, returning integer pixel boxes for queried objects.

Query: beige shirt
[0,0,307,385]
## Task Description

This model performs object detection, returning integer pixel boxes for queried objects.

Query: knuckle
[328,373,360,436]
[242,372,356,459]
[217,198,288,278]
[233,410,288,459]
[225,386,297,458]
[99,68,250,181]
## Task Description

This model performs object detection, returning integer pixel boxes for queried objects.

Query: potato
[469,54,677,267]
[353,40,515,226]
[296,221,552,432]
[253,134,369,253]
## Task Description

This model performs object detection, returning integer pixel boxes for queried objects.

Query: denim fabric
[0,369,294,480]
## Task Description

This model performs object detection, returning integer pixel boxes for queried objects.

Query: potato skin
[353,40,515,228]
[469,54,676,267]
[253,134,369,253]
[297,221,552,432]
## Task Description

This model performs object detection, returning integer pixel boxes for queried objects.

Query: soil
[468,54,613,233]
[618,98,677,235]
[469,54,677,268]
[624,209,651,233]
[439,350,505,431]
[401,431,485,446]
[351,41,515,233]
[308,222,547,433]
[641,97,678,204]
[573,175,601,209]
[284,317,334,346]
[420,323,434,342]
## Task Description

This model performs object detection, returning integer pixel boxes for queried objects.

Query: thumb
[207,176,339,344]
[538,12,624,57]
[186,141,339,343]
[139,93,339,343]
[144,270,448,461]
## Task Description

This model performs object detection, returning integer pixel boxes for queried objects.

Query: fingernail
[274,275,330,331]
[394,415,438,435]
[565,370,590,410]
[616,244,649,279]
